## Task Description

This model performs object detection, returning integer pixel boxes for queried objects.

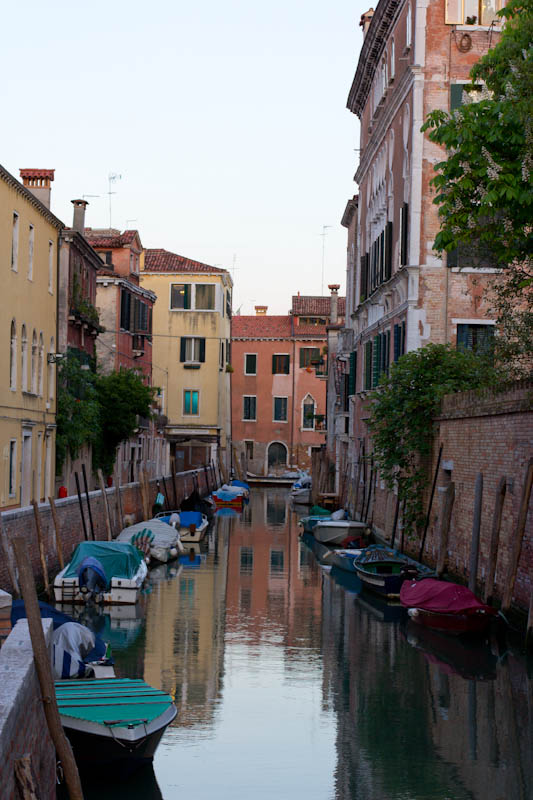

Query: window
[406,3,412,48]
[245,354,257,375]
[48,337,55,402]
[456,323,495,354]
[31,330,38,394]
[48,241,54,293]
[243,396,257,421]
[240,546,253,575]
[170,283,191,309]
[226,290,232,318]
[299,347,320,367]
[8,440,17,498]
[390,38,395,81]
[245,440,254,460]
[400,203,409,266]
[393,322,406,362]
[38,333,44,396]
[195,284,215,310]
[272,354,290,374]
[180,337,205,364]
[445,0,504,25]
[364,340,373,390]
[273,397,288,422]
[183,389,199,415]
[120,290,132,330]
[11,213,19,272]
[10,320,16,390]
[104,251,113,266]
[372,330,391,386]
[302,395,315,430]
[220,340,225,369]
[28,225,34,280]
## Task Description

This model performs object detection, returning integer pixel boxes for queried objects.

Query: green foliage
[56,351,100,474]
[422,0,533,267]
[367,344,496,538]
[93,369,156,475]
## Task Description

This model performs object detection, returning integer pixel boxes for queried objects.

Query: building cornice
[341,196,358,228]
[96,275,157,302]
[347,0,404,118]
[0,163,64,230]
[62,229,104,270]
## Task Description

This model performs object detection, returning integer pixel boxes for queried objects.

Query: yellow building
[141,249,232,471]
[0,166,63,508]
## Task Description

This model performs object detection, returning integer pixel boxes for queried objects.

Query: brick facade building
[232,295,344,475]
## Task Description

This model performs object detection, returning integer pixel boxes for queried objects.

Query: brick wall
[363,382,533,612]
[0,619,55,799]
[0,467,216,595]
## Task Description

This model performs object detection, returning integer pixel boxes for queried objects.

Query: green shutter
[450,84,464,111]
[199,338,206,363]
[183,284,191,309]
[364,341,372,390]
[180,338,186,362]
[372,335,381,387]
[348,351,357,395]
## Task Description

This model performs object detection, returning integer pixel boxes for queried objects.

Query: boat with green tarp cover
[55,678,177,774]
[54,541,148,605]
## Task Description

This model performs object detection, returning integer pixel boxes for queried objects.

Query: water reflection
[76,489,533,799]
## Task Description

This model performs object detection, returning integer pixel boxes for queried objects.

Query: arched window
[38,333,44,396]
[302,394,316,430]
[21,325,28,392]
[267,442,287,470]
[48,337,55,402]
[10,320,17,390]
[31,330,37,394]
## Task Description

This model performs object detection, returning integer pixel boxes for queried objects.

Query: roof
[291,296,346,317]
[231,315,328,340]
[19,168,55,180]
[0,164,63,230]
[84,229,141,250]
[347,0,402,118]
[232,316,292,338]
[144,248,227,274]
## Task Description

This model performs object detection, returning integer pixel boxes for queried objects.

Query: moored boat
[117,518,184,564]
[55,678,176,776]
[312,519,367,545]
[400,578,497,636]
[54,541,148,605]
[352,545,434,599]
[212,489,244,509]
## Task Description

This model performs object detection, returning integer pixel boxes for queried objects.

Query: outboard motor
[77,557,107,602]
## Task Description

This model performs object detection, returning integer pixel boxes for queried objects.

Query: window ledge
[244,373,257,377]
[455,23,501,31]
[242,419,257,423]
[184,363,201,369]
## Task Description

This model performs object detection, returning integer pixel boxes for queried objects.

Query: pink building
[231,295,345,475]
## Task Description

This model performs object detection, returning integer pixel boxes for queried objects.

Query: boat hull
[407,607,494,636]
[290,488,311,504]
[353,564,407,598]
[313,521,366,545]
[63,708,175,777]
[179,516,209,543]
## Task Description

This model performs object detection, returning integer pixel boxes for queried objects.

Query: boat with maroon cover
[400,578,498,636]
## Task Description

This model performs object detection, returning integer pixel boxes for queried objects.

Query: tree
[423,0,533,267]
[367,344,496,538]
[56,351,100,474]
[93,368,156,475]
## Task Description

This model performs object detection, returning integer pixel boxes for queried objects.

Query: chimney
[328,284,340,325]
[19,169,55,210]
[359,8,374,38]
[255,305,268,316]
[71,199,88,233]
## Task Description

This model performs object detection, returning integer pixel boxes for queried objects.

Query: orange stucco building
[231,295,344,475]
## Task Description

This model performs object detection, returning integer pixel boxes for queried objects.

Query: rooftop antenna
[82,194,100,200]
[107,173,122,228]
[125,219,138,228]
[320,225,331,295]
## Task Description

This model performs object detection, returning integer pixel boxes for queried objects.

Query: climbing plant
[367,344,497,538]
[56,351,100,474]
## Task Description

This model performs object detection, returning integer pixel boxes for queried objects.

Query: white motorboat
[290,486,311,504]
[312,519,367,545]
[54,541,148,605]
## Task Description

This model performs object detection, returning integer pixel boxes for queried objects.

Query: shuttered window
[364,341,373,390]
[348,351,357,396]
[393,321,406,361]
[243,396,257,421]
[170,283,191,309]
[273,397,288,421]
[183,390,199,415]
[180,337,206,363]
[456,323,495,354]
[120,290,132,330]
[299,347,320,367]
[272,354,290,374]
[384,221,393,280]
[400,203,409,266]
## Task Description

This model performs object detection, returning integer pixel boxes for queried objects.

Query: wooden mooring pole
[81,464,95,540]
[503,458,533,616]
[31,501,50,598]
[436,482,455,578]
[468,473,483,593]
[483,476,507,604]
[48,497,64,570]
[12,538,84,800]
[418,444,443,564]
[74,472,89,541]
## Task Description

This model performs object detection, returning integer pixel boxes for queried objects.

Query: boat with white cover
[117,518,184,563]
[312,519,367,545]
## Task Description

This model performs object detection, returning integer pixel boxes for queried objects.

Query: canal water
[80,487,533,800]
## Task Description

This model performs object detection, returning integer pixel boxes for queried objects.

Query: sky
[2,0,368,315]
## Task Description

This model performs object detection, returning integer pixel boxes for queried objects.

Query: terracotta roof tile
[84,228,141,250]
[291,295,345,316]
[231,316,292,338]
[144,248,227,274]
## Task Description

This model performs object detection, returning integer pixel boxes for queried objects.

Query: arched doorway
[267,441,288,472]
